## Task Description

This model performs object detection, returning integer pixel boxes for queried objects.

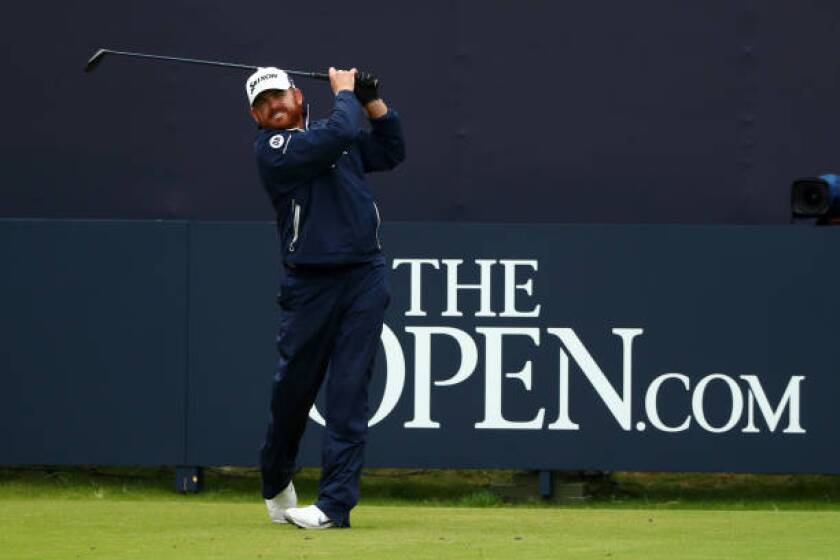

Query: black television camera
[791,174,840,225]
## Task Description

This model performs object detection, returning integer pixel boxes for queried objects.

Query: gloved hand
[354,71,380,106]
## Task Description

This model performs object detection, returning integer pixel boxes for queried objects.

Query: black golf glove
[354,71,380,106]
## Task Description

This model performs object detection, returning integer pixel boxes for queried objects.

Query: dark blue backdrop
[2,2,840,473]
[2,220,838,473]
[2,1,840,223]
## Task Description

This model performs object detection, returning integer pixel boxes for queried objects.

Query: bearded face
[250,88,304,129]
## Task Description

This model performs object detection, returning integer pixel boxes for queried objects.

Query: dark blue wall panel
[353,223,840,473]
[0,221,188,464]
[3,220,839,473]
[183,221,840,473]
[2,2,840,223]
[184,223,279,465]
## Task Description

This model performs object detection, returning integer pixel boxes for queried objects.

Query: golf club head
[84,49,109,73]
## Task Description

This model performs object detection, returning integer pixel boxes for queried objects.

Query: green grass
[3,467,840,510]
[2,468,840,559]
[1,501,839,559]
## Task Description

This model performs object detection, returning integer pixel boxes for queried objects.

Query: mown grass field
[1,467,839,559]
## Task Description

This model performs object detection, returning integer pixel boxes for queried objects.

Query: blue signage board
[2,221,838,473]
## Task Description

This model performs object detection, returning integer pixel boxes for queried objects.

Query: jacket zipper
[289,199,301,252]
[373,201,382,249]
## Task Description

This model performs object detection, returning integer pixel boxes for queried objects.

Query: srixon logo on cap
[250,74,279,94]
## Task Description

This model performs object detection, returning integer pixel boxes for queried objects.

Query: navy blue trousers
[259,259,390,527]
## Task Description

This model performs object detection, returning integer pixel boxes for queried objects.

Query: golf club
[84,48,330,81]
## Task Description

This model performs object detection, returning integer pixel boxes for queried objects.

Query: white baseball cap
[246,67,295,106]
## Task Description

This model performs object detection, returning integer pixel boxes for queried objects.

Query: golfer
[247,66,405,528]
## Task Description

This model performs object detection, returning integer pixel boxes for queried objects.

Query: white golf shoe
[283,505,335,529]
[265,481,297,524]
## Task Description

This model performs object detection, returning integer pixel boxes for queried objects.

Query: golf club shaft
[88,48,330,81]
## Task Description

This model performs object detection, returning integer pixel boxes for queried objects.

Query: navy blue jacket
[254,90,405,267]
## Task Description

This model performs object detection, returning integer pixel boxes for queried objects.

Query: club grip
[285,70,330,81]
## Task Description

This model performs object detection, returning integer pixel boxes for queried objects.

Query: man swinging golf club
[248,66,405,529]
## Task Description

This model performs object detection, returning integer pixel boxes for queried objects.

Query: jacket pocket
[289,199,301,253]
